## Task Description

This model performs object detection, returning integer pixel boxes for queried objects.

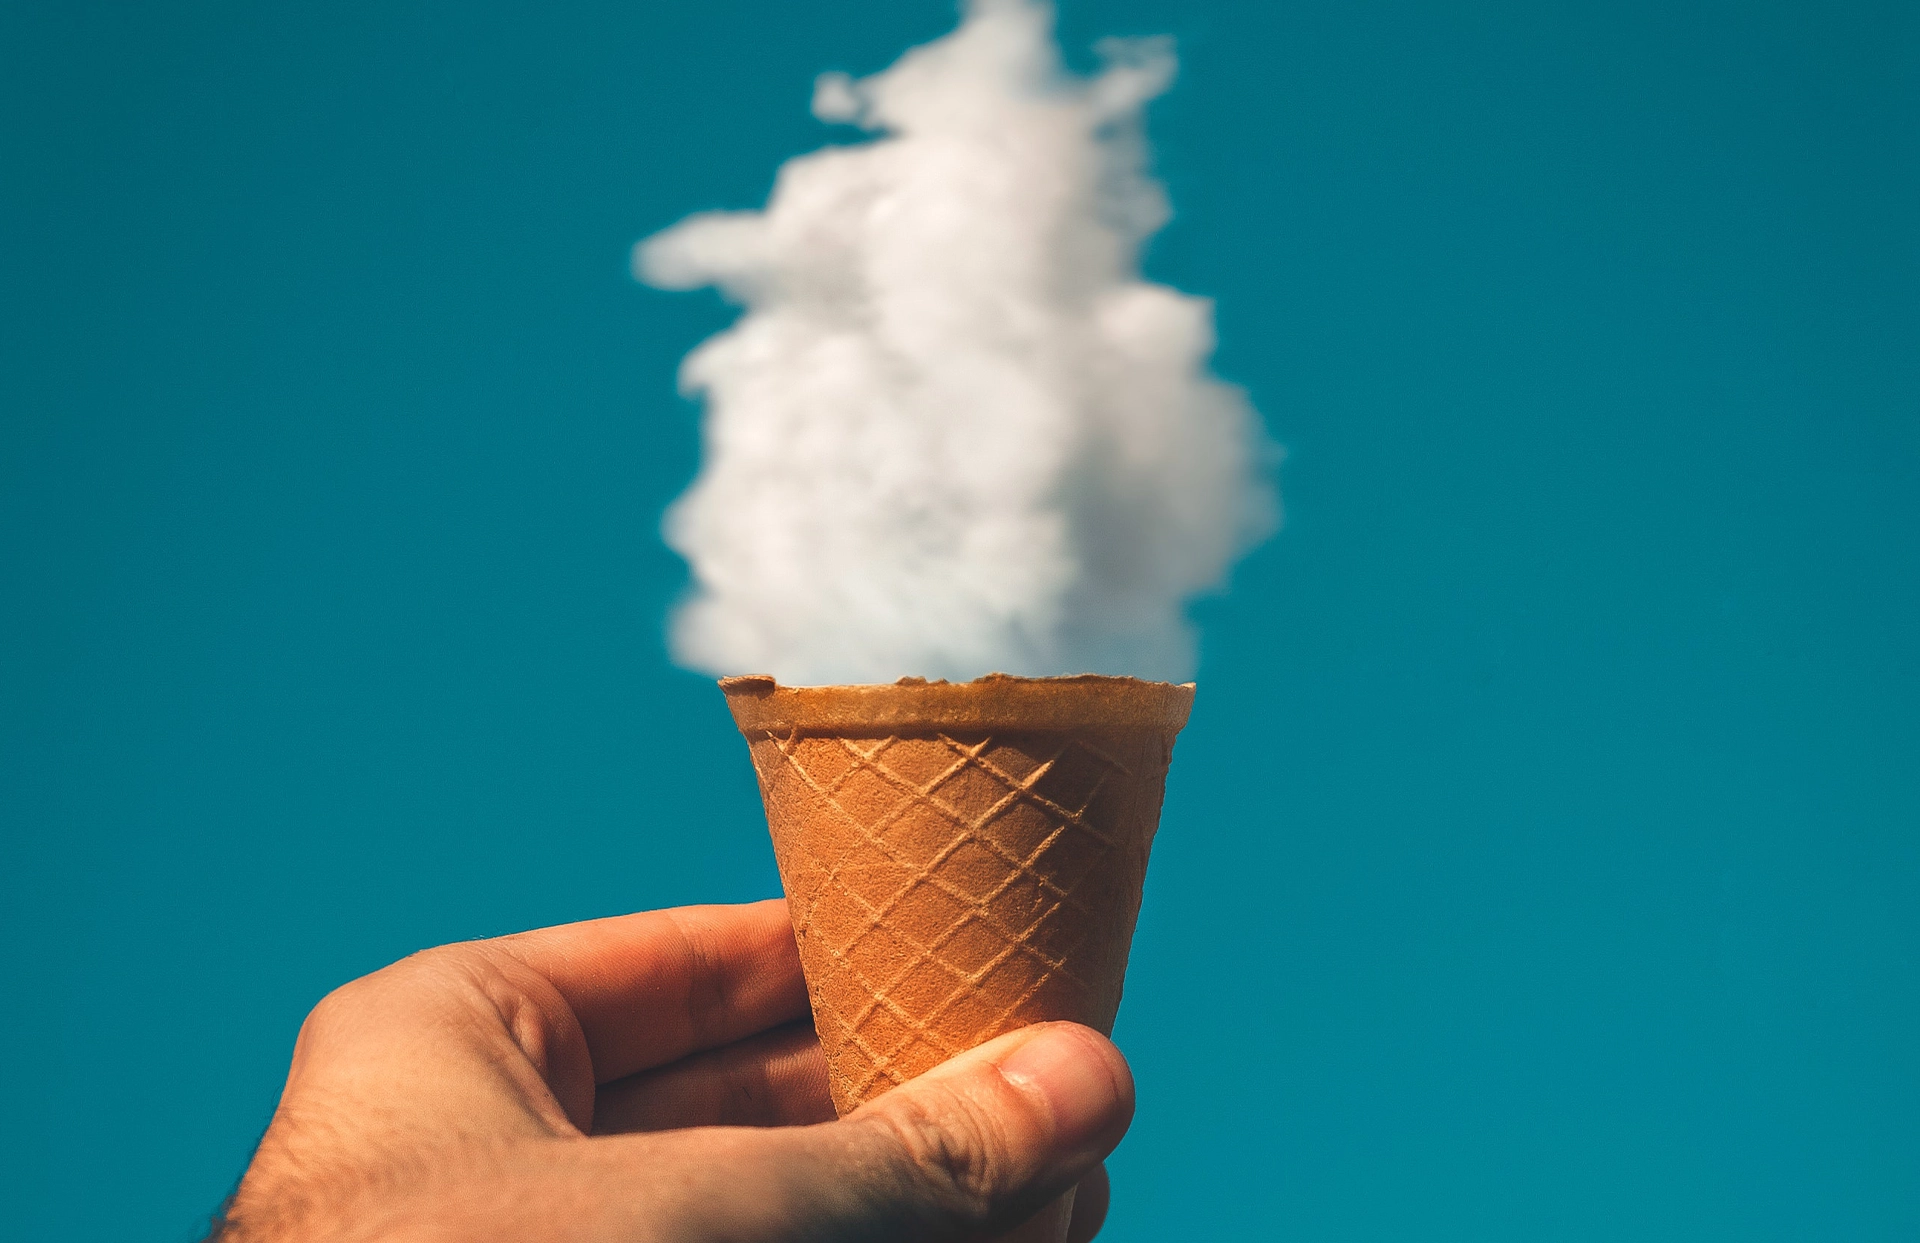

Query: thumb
[670,1022,1134,1242]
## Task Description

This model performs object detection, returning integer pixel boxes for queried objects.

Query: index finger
[495,898,810,1085]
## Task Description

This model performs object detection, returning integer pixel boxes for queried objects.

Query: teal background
[3,1,1916,1238]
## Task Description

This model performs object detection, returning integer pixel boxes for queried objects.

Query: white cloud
[637,0,1276,685]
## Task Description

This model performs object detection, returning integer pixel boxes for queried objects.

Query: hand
[209,900,1132,1241]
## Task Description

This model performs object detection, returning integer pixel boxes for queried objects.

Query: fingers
[816,1021,1133,1239]
[592,1020,835,1134]
[493,899,810,1084]
[1065,1164,1110,1243]
[619,1021,1134,1242]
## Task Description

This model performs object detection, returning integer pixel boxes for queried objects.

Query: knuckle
[297,979,362,1040]
[865,1084,1012,1228]
[295,945,469,1042]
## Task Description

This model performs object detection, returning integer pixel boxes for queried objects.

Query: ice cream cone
[721,673,1193,1241]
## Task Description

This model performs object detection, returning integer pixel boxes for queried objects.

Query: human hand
[209,900,1131,1242]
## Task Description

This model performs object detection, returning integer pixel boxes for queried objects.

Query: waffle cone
[721,673,1193,1119]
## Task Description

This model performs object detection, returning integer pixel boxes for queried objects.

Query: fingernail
[997,1025,1122,1154]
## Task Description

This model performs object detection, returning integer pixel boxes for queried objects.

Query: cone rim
[719,673,1195,734]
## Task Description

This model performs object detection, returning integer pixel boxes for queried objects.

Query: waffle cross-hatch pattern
[745,724,1173,1113]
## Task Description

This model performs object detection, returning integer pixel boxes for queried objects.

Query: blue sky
[2,1,1915,1238]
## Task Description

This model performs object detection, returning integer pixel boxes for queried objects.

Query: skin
[208,899,1132,1242]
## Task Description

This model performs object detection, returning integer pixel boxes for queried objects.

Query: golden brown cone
[720,671,1192,1103]
[723,674,1192,1243]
